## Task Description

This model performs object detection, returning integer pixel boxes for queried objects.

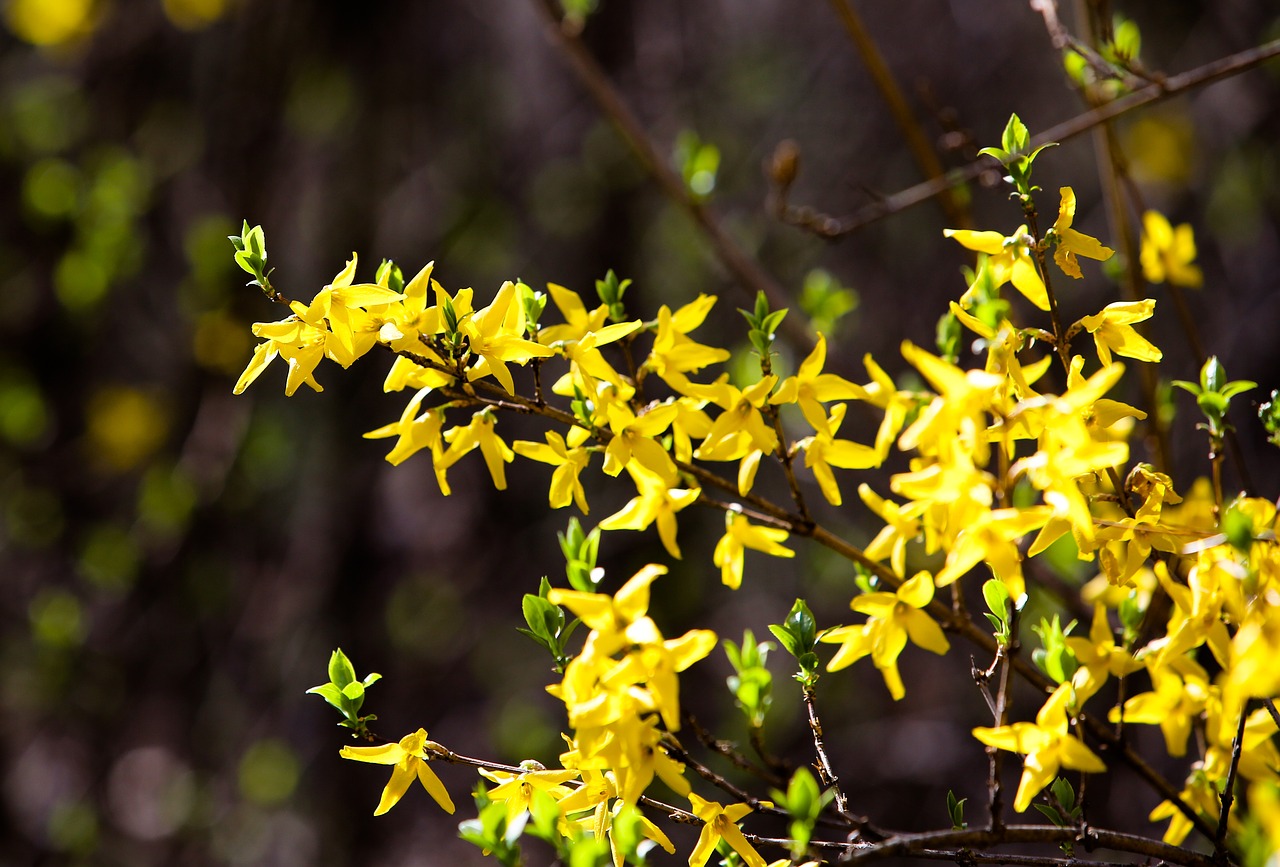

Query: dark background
[1,1,1278,864]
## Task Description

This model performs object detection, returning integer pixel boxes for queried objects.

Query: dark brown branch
[825,0,969,228]
[527,0,809,347]
[779,37,1280,237]
[840,824,1221,867]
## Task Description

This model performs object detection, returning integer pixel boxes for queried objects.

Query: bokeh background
[2,0,1278,864]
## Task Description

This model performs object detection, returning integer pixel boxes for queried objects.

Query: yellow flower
[598,467,700,559]
[462,281,556,394]
[944,226,1049,311]
[687,375,779,457]
[1140,210,1202,288]
[770,333,864,436]
[971,684,1105,812]
[1075,300,1162,367]
[713,511,794,589]
[514,429,593,512]
[477,765,578,825]
[1064,603,1141,704]
[602,401,679,484]
[1050,187,1115,279]
[821,571,950,699]
[1109,656,1211,758]
[438,409,514,490]
[933,506,1054,600]
[688,794,767,867]
[363,387,450,491]
[793,403,881,506]
[643,295,730,391]
[548,563,666,642]
[339,728,455,816]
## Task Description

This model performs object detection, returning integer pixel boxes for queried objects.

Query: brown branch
[841,824,1221,867]
[779,37,1280,237]
[825,0,969,228]
[527,0,809,347]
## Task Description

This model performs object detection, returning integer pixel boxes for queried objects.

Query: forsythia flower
[712,511,794,589]
[1140,210,1203,288]
[821,571,950,700]
[793,403,881,506]
[598,466,700,559]
[769,333,864,436]
[1075,300,1162,367]
[1050,186,1115,278]
[438,408,514,490]
[971,684,1105,812]
[340,728,455,816]
[944,226,1049,311]
[688,794,767,867]
[478,765,578,825]
[514,429,593,512]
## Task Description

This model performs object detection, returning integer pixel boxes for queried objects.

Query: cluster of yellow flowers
[237,179,1279,865]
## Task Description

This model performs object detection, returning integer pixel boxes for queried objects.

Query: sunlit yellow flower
[643,295,730,391]
[602,401,679,483]
[462,281,555,394]
[1075,300,1162,367]
[1140,210,1202,288]
[821,571,950,699]
[770,333,863,436]
[438,408,514,490]
[1064,603,1141,704]
[688,794,767,867]
[972,684,1105,812]
[1050,187,1114,279]
[1109,656,1212,757]
[514,428,593,512]
[713,511,794,589]
[478,765,578,825]
[945,226,1049,310]
[340,728,455,816]
[933,506,1053,600]
[363,387,449,488]
[597,467,700,559]
[793,403,881,506]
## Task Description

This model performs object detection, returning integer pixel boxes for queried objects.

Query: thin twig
[840,824,1220,867]
[1215,703,1249,861]
[527,0,808,347]
[803,683,850,816]
[825,0,969,228]
[779,38,1280,237]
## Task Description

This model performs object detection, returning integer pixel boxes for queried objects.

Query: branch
[527,0,809,347]
[825,0,969,228]
[779,37,1280,236]
[841,824,1221,867]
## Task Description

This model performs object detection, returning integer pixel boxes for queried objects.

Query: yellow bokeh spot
[5,0,99,47]
[193,310,252,375]
[85,386,169,472]
[1123,114,1195,185]
[162,0,228,30]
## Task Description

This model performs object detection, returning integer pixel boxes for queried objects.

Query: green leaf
[767,624,800,659]
[522,594,554,641]
[1112,18,1141,60]
[982,579,1010,621]
[1001,114,1030,155]
[306,682,345,709]
[1035,803,1066,826]
[328,648,357,689]
[341,681,365,701]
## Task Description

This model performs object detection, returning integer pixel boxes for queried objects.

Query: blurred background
[1,1,1278,864]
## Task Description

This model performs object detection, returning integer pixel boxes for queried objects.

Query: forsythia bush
[231,109,1278,867]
